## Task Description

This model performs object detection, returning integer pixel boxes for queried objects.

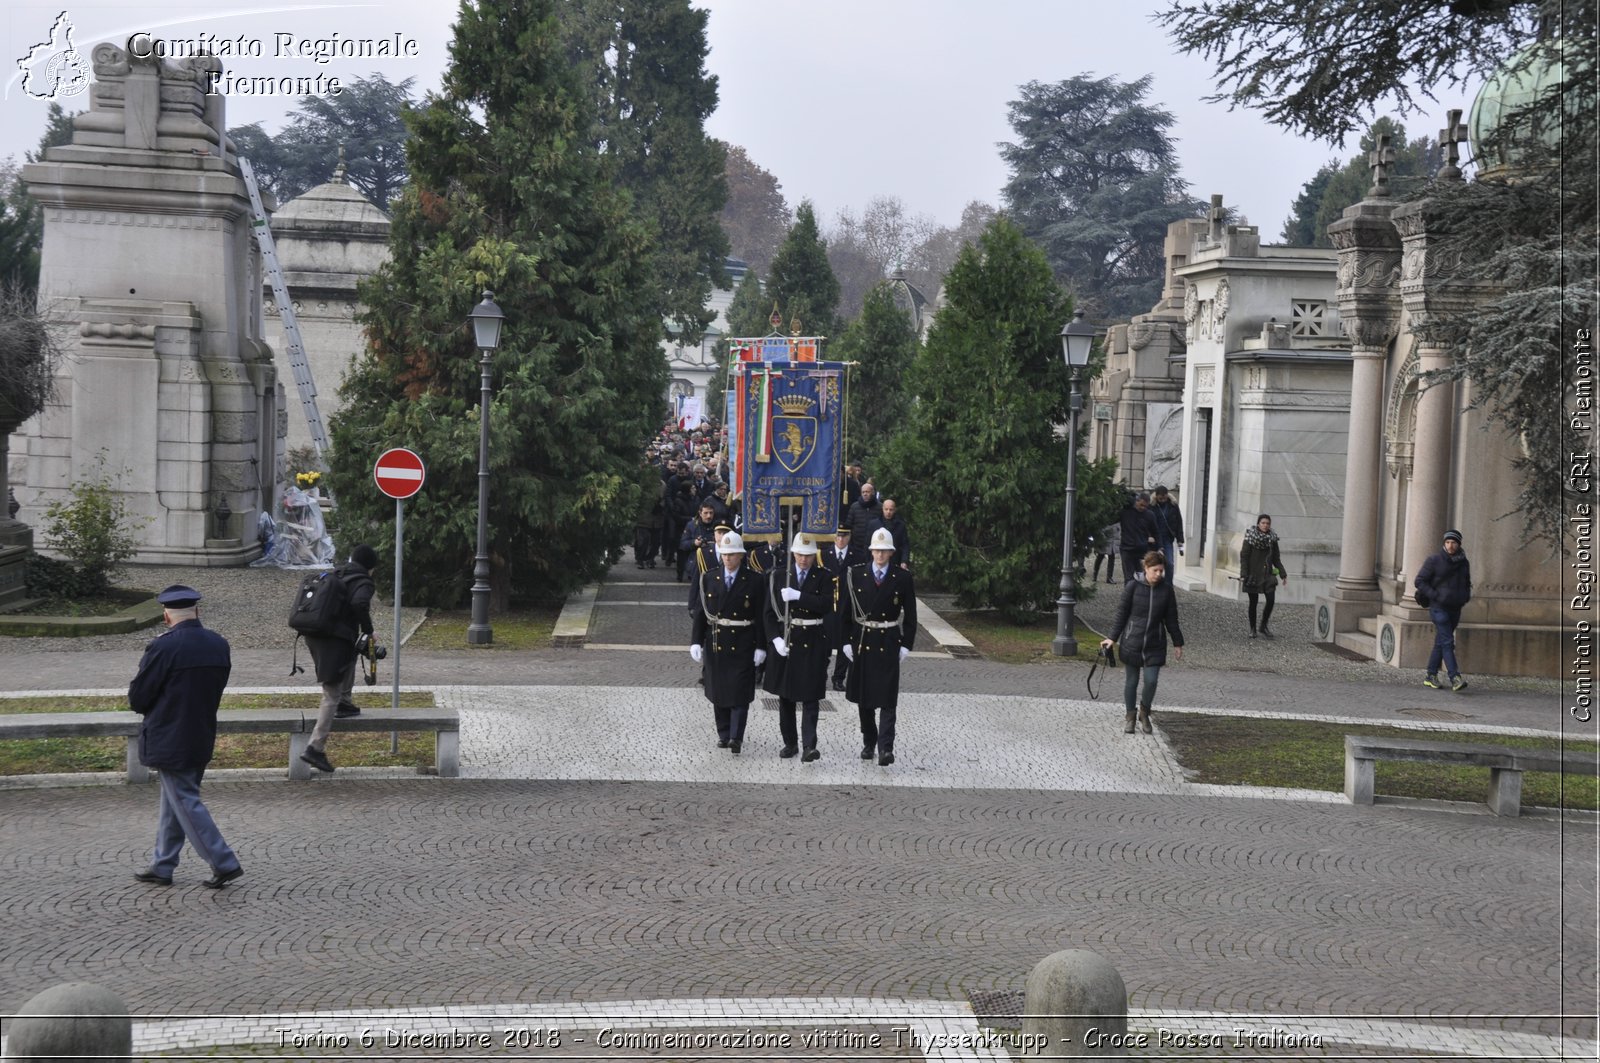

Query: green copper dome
[1468,38,1579,175]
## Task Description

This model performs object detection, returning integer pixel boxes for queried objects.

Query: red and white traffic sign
[374,448,425,499]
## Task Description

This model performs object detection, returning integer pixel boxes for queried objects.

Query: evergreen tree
[1160,0,1595,545]
[328,0,664,608]
[704,266,769,415]
[876,218,1073,622]
[560,0,728,343]
[228,76,415,207]
[1278,119,1439,246]
[1001,74,1204,320]
[832,282,919,466]
[766,201,840,339]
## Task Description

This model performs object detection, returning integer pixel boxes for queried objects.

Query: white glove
[780,587,802,602]
[753,649,767,666]
[689,644,703,663]
[772,637,789,657]
[842,644,854,661]
[1178,544,1185,556]
[898,647,910,663]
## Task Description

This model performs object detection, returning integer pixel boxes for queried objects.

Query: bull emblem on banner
[772,393,818,473]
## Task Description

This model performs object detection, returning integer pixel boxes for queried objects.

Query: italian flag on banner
[754,367,772,461]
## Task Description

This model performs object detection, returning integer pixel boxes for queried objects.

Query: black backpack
[288,569,350,637]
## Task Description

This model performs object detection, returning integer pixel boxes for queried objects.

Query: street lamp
[1051,309,1096,657]
[466,290,504,645]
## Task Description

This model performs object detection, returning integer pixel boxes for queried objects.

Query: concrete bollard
[1022,949,1128,1058]
[4,982,131,1061]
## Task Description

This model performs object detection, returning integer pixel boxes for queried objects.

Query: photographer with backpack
[291,544,379,774]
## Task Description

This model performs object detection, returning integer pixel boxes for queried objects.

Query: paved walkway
[0,561,1594,1059]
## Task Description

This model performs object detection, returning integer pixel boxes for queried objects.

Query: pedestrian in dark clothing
[1093,522,1120,584]
[868,497,912,570]
[821,525,865,691]
[1150,485,1186,569]
[846,482,882,544]
[843,527,917,766]
[842,463,864,509]
[1415,529,1473,692]
[1239,514,1288,639]
[129,585,243,889]
[689,531,768,753]
[634,479,663,568]
[763,533,837,761]
[299,544,378,774]
[1101,551,1185,735]
[668,486,701,577]
[1118,493,1159,584]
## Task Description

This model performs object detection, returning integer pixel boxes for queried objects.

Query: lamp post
[466,290,504,645]
[1052,309,1097,657]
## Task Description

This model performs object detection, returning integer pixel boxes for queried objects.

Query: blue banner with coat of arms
[737,360,846,540]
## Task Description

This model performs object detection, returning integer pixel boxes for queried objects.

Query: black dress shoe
[801,748,821,763]
[860,745,875,760]
[202,865,243,889]
[334,702,361,719]
[717,739,731,748]
[729,741,742,755]
[878,752,895,766]
[300,746,335,773]
[779,745,799,759]
[831,678,846,692]
[134,868,172,886]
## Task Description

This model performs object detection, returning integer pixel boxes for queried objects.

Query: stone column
[1402,343,1456,581]
[1317,197,1399,639]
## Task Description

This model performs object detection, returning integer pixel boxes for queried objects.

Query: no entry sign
[374,448,425,499]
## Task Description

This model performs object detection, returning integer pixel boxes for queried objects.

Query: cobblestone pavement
[0,560,1594,1059]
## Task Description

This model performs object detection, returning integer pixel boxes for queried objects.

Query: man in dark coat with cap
[763,533,837,761]
[689,530,767,753]
[128,585,243,888]
[299,544,378,774]
[1415,529,1473,691]
[820,525,864,691]
[843,528,918,766]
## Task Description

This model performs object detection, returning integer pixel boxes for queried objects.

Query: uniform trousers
[150,766,239,876]
[859,704,896,755]
[713,703,750,744]
[831,650,850,686]
[777,698,820,751]
[311,658,357,751]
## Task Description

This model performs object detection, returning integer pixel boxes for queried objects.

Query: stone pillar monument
[1316,184,1400,643]
[12,42,279,566]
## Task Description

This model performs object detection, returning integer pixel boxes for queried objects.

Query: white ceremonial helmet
[717,530,746,556]
[789,533,818,556]
[869,528,895,552]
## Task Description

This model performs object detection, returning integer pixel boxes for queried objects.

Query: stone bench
[1344,735,1598,816]
[0,708,459,783]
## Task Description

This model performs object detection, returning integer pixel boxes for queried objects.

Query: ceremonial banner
[737,360,846,539]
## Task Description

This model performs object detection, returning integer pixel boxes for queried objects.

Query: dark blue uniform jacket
[128,619,232,770]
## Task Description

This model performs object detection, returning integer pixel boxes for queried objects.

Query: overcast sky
[4,1,1472,239]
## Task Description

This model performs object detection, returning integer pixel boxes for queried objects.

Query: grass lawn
[11,587,154,617]
[404,602,563,650]
[940,610,1104,664]
[1159,714,1599,812]
[0,691,438,776]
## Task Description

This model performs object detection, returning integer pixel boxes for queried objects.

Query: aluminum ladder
[239,156,330,460]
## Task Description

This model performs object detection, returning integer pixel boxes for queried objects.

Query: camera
[356,633,387,661]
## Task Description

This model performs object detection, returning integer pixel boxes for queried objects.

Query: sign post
[374,448,425,720]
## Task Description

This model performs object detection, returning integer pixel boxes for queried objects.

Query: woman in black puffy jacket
[1100,550,1185,734]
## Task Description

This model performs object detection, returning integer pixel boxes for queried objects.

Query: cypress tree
[832,282,919,467]
[766,201,841,340]
[328,0,664,607]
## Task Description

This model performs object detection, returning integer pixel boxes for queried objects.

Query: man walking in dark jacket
[869,497,912,570]
[129,585,243,889]
[1150,485,1185,568]
[1415,529,1473,691]
[299,544,379,774]
[846,482,883,544]
[1118,493,1159,584]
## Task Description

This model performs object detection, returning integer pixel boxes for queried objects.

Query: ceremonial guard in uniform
[843,527,917,766]
[820,525,865,691]
[688,530,768,754]
[762,532,838,762]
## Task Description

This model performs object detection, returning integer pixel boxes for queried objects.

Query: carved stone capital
[1339,316,1399,349]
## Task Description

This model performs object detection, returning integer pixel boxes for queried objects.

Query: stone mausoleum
[10,42,281,566]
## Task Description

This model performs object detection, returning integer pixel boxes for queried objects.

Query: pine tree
[327,0,664,607]
[877,218,1073,622]
[766,201,841,340]
[832,282,919,466]
[1278,119,1439,247]
[561,0,728,344]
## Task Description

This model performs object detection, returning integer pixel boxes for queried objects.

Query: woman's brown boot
[1123,712,1137,734]
[1138,708,1153,734]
